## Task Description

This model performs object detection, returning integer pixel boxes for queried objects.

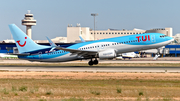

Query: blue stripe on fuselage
[19,50,70,59]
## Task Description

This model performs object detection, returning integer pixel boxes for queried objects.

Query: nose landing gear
[153,48,161,60]
[153,53,160,60]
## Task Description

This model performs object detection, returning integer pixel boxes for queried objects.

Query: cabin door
[151,35,156,43]
[39,52,43,59]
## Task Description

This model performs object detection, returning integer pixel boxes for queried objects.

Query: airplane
[116,52,139,60]
[78,37,139,60]
[139,46,165,60]
[8,24,174,66]
[79,36,138,60]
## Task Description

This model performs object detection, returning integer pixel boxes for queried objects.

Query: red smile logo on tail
[16,37,27,47]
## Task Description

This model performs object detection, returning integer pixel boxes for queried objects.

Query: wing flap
[55,46,97,55]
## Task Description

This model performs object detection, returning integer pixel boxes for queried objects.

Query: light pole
[91,13,98,40]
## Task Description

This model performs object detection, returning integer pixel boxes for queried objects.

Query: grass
[116,88,122,93]
[0,79,179,99]
[19,86,28,92]
[3,88,9,95]
[39,99,47,101]
[91,91,100,95]
[62,98,84,101]
[12,86,17,91]
[139,91,143,96]
[46,91,52,95]
[14,93,18,96]
[0,72,179,100]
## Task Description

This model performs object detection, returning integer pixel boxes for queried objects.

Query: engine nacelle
[98,49,116,59]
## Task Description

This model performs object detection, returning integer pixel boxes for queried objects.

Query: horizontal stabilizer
[8,53,30,56]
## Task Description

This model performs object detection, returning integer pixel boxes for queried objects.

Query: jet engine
[98,49,116,59]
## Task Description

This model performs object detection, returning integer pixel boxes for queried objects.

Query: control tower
[22,10,36,39]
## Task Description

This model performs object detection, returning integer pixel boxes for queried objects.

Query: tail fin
[9,24,50,54]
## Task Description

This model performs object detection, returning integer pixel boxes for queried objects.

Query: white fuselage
[23,38,173,62]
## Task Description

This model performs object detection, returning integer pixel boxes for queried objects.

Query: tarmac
[1,57,180,63]
[0,66,179,73]
[0,57,179,73]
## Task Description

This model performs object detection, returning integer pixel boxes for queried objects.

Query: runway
[0,66,180,73]
[0,58,180,73]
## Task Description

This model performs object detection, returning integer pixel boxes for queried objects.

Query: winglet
[46,36,57,52]
[46,36,57,47]
[79,36,85,42]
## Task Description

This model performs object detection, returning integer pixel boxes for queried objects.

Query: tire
[88,61,93,66]
[93,60,98,65]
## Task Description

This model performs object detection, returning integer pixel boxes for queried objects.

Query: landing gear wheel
[153,53,160,60]
[93,59,98,65]
[88,60,93,66]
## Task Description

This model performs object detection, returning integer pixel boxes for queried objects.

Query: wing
[46,36,98,58]
[55,46,98,57]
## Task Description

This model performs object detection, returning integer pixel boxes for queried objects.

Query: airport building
[5,10,174,43]
[1,11,180,57]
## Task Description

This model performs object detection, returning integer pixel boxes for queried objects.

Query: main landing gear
[88,58,99,66]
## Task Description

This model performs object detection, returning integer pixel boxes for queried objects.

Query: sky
[0,0,180,41]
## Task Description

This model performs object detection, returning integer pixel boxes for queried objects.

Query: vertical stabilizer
[9,24,50,53]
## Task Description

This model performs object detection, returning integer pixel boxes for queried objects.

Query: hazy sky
[0,0,180,41]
